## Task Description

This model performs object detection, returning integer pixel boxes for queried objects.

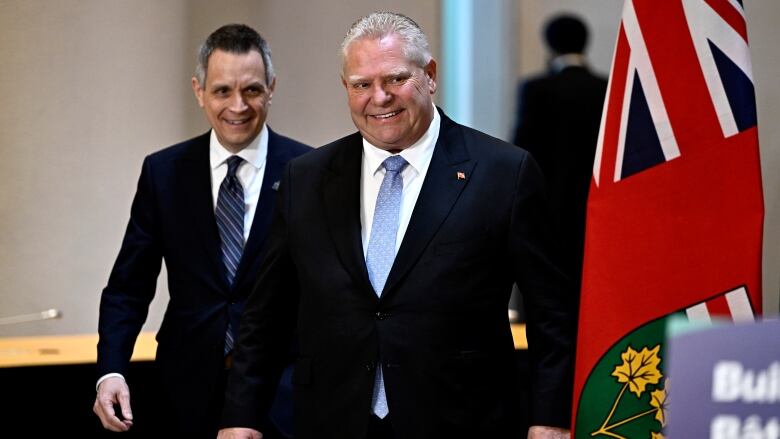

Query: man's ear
[424,59,437,94]
[267,77,276,103]
[191,77,205,107]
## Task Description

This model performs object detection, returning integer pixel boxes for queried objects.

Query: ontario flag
[572,0,763,438]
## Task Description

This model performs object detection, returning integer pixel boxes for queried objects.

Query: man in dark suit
[511,14,608,291]
[93,24,309,437]
[219,12,575,439]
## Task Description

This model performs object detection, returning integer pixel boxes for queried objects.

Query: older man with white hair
[219,12,576,439]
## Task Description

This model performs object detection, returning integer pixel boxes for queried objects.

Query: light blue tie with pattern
[216,156,245,354]
[366,155,408,418]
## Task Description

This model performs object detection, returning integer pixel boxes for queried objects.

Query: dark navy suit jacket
[223,112,576,439]
[97,129,310,437]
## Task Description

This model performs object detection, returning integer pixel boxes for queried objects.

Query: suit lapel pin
[272,181,280,191]
[456,172,466,180]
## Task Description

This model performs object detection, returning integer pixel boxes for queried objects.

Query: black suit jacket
[223,112,576,439]
[512,65,607,284]
[97,129,310,436]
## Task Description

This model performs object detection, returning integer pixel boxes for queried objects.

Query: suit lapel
[180,132,228,288]
[383,114,475,296]
[322,134,372,291]
[234,129,285,288]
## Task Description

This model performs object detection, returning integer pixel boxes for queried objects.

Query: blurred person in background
[511,14,607,296]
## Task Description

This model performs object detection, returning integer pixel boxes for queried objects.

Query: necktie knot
[382,155,407,174]
[226,156,244,177]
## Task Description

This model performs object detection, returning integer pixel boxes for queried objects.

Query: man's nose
[371,85,392,105]
[229,93,248,112]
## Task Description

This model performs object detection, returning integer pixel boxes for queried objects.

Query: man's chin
[216,134,254,152]
[361,132,407,151]
[370,140,402,152]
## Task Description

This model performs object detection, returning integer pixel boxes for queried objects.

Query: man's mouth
[371,109,402,120]
[225,118,249,126]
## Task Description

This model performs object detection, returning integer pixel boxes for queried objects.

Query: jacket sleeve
[96,156,162,377]
[221,161,299,430]
[508,152,577,428]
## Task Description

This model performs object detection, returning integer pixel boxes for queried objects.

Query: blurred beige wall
[0,0,194,337]
[0,0,776,337]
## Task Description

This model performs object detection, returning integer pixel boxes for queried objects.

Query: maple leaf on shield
[611,345,662,397]
[650,379,669,426]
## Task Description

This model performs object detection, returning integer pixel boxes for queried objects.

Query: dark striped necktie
[215,155,244,354]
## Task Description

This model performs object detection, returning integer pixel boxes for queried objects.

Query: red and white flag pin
[456,172,466,180]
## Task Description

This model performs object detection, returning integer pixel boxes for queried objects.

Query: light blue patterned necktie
[215,156,244,354]
[366,155,407,418]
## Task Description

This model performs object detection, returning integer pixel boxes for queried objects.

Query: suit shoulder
[518,72,554,92]
[269,129,313,159]
[520,71,552,86]
[145,132,209,164]
[584,68,608,85]
[556,67,608,86]
[451,124,542,191]
[289,132,362,168]
[459,124,530,163]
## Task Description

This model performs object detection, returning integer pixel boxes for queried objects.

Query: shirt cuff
[96,373,125,391]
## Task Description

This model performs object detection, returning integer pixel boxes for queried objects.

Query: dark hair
[195,24,274,85]
[544,14,588,55]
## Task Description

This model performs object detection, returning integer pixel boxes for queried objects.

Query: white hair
[341,12,432,68]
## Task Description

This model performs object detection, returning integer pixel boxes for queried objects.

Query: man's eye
[353,83,369,89]
[245,87,263,96]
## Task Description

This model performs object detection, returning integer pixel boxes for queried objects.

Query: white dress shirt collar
[209,124,268,171]
[361,105,441,177]
[550,53,587,73]
[207,124,269,242]
[360,106,441,254]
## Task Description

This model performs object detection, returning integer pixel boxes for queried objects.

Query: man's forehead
[206,50,266,80]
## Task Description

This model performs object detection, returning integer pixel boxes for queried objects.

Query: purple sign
[666,319,780,438]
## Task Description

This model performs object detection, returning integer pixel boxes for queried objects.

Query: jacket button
[364,362,376,372]
[375,311,388,320]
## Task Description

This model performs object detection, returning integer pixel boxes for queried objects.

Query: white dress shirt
[360,107,441,255]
